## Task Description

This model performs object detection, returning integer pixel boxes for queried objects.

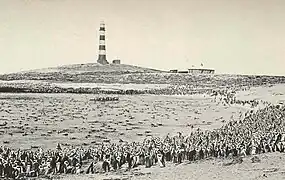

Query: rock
[251,156,261,163]
[103,139,110,143]
[151,123,158,127]
[0,122,7,126]
[233,157,243,164]
[223,157,243,166]
[85,135,91,139]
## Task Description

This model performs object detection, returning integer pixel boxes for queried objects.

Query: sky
[0,0,284,76]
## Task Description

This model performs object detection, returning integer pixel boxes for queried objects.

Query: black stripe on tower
[100,27,105,31]
[98,55,106,60]
[99,45,106,50]
[100,35,105,40]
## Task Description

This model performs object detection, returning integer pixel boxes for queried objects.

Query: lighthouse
[97,22,109,65]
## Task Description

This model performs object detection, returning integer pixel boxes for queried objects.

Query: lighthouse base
[97,55,109,65]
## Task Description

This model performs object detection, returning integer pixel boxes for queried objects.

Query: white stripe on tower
[97,22,108,64]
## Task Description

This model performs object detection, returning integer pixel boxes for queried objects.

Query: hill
[0,63,166,83]
[19,63,163,74]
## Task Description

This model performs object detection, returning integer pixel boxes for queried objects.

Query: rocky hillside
[23,63,163,73]
[0,63,165,82]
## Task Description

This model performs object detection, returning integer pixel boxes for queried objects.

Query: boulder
[251,156,261,163]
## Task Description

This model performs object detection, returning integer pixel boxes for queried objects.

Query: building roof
[188,68,215,71]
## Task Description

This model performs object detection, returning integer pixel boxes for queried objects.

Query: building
[170,69,178,73]
[178,70,189,74]
[188,68,215,74]
[112,59,121,64]
[169,66,215,74]
[97,22,109,65]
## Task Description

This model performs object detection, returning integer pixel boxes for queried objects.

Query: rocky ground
[0,63,284,86]
[0,92,247,149]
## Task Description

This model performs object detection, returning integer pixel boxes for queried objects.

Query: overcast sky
[0,0,284,75]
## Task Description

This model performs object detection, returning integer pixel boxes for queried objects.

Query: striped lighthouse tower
[97,22,109,65]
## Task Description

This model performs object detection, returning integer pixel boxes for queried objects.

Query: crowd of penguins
[0,89,285,179]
